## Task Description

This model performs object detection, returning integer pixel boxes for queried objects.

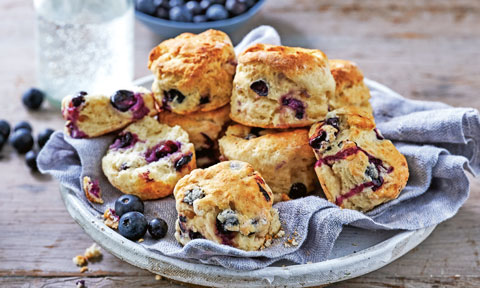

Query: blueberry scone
[102,117,196,200]
[328,59,372,112]
[158,105,230,168]
[148,29,236,114]
[218,125,318,202]
[174,161,281,251]
[61,88,157,138]
[230,43,336,128]
[308,107,409,212]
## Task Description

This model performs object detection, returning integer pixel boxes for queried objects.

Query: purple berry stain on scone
[309,131,327,149]
[109,132,140,150]
[250,80,269,96]
[374,128,384,140]
[174,153,193,171]
[110,90,151,120]
[145,140,180,163]
[140,171,154,183]
[325,117,340,130]
[64,91,88,138]
[280,96,305,119]
[255,177,271,202]
[83,176,103,204]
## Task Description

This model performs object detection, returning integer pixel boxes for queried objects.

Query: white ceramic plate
[59,76,436,287]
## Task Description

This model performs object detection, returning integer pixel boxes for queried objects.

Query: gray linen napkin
[38,26,480,271]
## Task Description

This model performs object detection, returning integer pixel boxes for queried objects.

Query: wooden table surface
[1,0,480,287]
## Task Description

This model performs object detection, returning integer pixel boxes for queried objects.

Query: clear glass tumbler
[34,0,134,108]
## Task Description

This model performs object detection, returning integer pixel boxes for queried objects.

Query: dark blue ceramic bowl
[135,0,265,38]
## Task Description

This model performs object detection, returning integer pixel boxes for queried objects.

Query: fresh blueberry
[25,150,38,171]
[0,120,10,139]
[199,0,213,11]
[155,6,169,18]
[110,90,136,112]
[136,0,157,15]
[148,218,168,239]
[14,121,32,133]
[72,91,87,107]
[38,128,54,148]
[240,0,255,8]
[309,131,326,149]
[185,1,202,15]
[10,129,34,154]
[169,0,184,7]
[250,80,268,96]
[206,4,229,20]
[163,89,185,104]
[115,194,145,217]
[174,153,193,171]
[154,0,169,8]
[212,0,226,4]
[169,6,193,22]
[193,14,208,22]
[22,88,44,110]
[0,134,6,151]
[118,211,148,241]
[226,0,247,15]
[289,183,307,199]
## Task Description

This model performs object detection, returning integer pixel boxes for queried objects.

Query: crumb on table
[72,255,87,267]
[84,243,102,260]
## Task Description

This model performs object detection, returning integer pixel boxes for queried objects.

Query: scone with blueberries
[308,107,409,212]
[174,161,281,251]
[148,29,236,114]
[230,43,336,128]
[329,59,372,112]
[102,117,196,200]
[218,124,318,203]
[61,88,157,138]
[158,105,230,168]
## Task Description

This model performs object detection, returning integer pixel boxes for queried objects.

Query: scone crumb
[284,232,300,247]
[155,275,163,281]
[138,238,144,243]
[103,208,119,229]
[80,266,88,273]
[83,176,104,204]
[307,261,313,264]
[73,255,87,267]
[76,280,86,288]
[84,243,102,260]
[274,230,285,238]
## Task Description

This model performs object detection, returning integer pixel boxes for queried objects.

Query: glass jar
[34,0,134,108]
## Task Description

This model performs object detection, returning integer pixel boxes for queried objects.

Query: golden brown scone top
[238,43,329,75]
[331,106,376,131]
[329,59,365,89]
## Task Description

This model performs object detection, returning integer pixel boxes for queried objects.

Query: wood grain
[1,0,479,287]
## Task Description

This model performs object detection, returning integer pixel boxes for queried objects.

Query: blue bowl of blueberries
[135,0,265,37]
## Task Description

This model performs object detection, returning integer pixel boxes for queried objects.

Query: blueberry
[240,0,255,8]
[206,4,229,20]
[185,1,202,15]
[212,0,226,4]
[163,89,185,104]
[193,15,208,22]
[154,140,179,158]
[169,6,193,22]
[250,80,268,96]
[325,117,340,130]
[110,90,136,112]
[289,183,307,199]
[174,153,193,171]
[22,88,44,110]
[10,129,34,154]
[309,131,326,149]
[199,0,213,11]
[153,0,169,8]
[136,0,157,15]
[38,128,54,148]
[115,194,145,217]
[14,121,32,133]
[111,132,136,149]
[169,0,184,7]
[0,134,6,151]
[281,97,305,119]
[0,120,10,139]
[183,186,204,205]
[148,218,168,239]
[155,6,169,18]
[118,211,148,241]
[199,95,210,105]
[257,182,271,202]
[25,150,38,171]
[71,91,87,107]
[226,0,247,15]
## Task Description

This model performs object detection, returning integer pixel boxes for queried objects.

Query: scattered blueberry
[0,134,6,151]
[25,150,38,171]
[206,4,229,20]
[155,6,169,18]
[199,0,213,11]
[115,194,145,217]
[169,5,193,22]
[169,0,184,7]
[38,128,54,148]
[185,1,202,15]
[72,91,87,107]
[226,0,247,15]
[163,89,185,104]
[289,183,307,199]
[22,88,44,110]
[111,90,136,112]
[154,0,169,8]
[174,153,193,171]
[240,0,255,8]
[0,120,10,139]
[10,129,34,154]
[118,211,148,240]
[136,0,157,15]
[14,121,32,133]
[193,14,208,22]
[250,80,268,96]
[148,218,168,239]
